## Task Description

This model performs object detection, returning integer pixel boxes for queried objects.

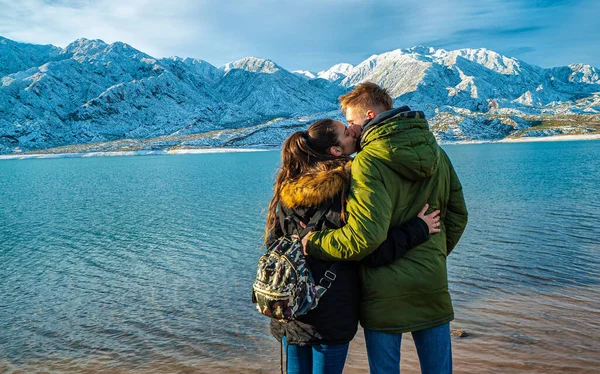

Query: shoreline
[1,133,598,160]
[0,147,270,160]
[442,133,600,145]
[496,133,600,143]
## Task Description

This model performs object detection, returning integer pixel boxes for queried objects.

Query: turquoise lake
[1,141,599,373]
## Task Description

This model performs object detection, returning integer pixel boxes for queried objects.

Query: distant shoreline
[0,148,270,160]
[1,134,598,160]
[496,133,600,143]
[440,133,600,145]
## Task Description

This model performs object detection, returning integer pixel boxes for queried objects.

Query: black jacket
[266,161,429,345]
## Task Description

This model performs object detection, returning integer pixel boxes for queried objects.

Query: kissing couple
[263,82,468,374]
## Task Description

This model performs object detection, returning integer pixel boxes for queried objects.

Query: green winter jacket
[306,108,468,333]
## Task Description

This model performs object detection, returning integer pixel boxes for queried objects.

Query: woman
[265,119,440,374]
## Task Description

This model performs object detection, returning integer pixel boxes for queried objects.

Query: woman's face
[333,120,357,156]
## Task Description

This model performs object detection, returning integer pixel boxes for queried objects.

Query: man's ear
[366,109,376,119]
[329,146,343,157]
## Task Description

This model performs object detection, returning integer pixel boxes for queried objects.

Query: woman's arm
[361,205,439,267]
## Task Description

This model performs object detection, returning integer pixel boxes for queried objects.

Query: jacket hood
[360,105,411,136]
[280,161,351,208]
[360,108,440,181]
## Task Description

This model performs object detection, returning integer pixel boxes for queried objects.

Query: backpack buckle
[319,270,336,289]
[324,270,336,281]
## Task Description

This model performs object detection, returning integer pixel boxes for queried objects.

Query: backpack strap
[298,200,334,238]
[283,200,333,238]
[284,214,302,237]
[303,200,341,295]
[287,200,341,296]
[315,262,340,299]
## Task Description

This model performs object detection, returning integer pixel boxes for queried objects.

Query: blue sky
[0,0,598,71]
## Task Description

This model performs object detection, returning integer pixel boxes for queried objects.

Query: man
[303,82,468,373]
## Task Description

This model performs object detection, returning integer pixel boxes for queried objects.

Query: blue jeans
[364,323,452,374]
[282,336,349,374]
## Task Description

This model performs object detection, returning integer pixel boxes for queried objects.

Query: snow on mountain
[335,46,600,114]
[0,40,343,153]
[0,38,264,152]
[317,63,354,82]
[546,64,600,99]
[222,57,281,74]
[441,47,528,76]
[1,38,180,151]
[0,36,599,154]
[0,36,63,78]
[217,57,339,117]
[579,93,600,113]
[292,70,317,79]
[340,49,431,98]
[551,63,600,84]
[161,57,222,84]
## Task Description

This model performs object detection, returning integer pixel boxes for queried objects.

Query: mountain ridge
[1,36,598,154]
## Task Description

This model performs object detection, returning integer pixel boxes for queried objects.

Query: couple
[264,82,468,374]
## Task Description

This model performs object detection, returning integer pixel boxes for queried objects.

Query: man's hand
[301,231,312,256]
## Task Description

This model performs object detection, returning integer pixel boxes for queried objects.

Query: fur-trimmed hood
[280,161,351,208]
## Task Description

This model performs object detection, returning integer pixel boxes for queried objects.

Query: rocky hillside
[1,36,599,154]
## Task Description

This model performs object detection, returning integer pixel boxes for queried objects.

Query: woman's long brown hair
[264,119,351,246]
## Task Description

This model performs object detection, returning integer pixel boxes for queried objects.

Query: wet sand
[346,286,600,374]
[2,287,597,373]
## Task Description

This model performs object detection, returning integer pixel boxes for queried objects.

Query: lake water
[1,141,599,373]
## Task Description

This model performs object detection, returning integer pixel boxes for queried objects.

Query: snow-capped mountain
[0,38,340,153]
[334,46,600,113]
[1,38,244,152]
[160,56,222,84]
[292,70,317,79]
[217,57,340,117]
[1,36,599,154]
[317,63,354,82]
[293,63,354,82]
[0,36,62,77]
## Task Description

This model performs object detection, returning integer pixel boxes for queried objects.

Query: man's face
[344,106,369,139]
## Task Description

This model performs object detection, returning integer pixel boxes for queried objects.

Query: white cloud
[0,0,216,59]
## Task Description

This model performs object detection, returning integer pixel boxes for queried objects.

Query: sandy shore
[0,148,268,160]
[166,148,269,155]
[5,287,597,373]
[497,133,600,143]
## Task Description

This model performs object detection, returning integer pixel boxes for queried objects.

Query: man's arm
[361,216,430,267]
[306,154,393,261]
[443,152,468,255]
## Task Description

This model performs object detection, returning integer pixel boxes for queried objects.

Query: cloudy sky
[0,0,598,72]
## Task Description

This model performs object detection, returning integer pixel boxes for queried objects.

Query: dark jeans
[282,336,350,374]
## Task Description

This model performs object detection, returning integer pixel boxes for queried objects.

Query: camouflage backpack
[252,204,338,321]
